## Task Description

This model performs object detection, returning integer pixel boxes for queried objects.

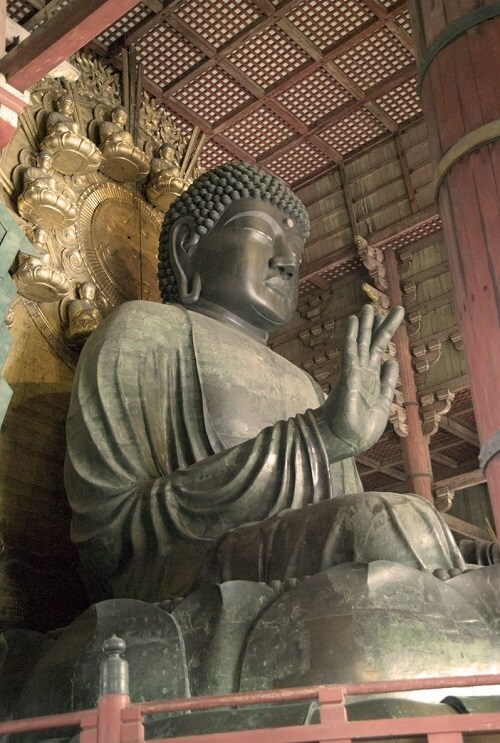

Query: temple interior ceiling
[1,0,491,540]
[7,0,417,190]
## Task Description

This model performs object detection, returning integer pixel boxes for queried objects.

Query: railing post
[97,635,137,743]
[318,686,351,743]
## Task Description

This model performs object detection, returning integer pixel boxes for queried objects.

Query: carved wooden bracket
[390,388,409,438]
[361,282,390,311]
[406,309,422,338]
[402,280,417,306]
[435,485,454,512]
[398,247,413,268]
[355,234,388,291]
[449,330,463,351]
[412,339,442,373]
[420,388,455,436]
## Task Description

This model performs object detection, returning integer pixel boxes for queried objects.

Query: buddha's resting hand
[313,304,404,462]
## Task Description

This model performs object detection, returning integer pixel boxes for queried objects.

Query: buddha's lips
[264,276,293,297]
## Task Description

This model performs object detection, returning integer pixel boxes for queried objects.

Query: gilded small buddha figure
[99,105,134,147]
[45,95,80,136]
[146,142,188,211]
[43,95,102,176]
[17,151,77,229]
[15,226,71,302]
[65,282,103,346]
[98,105,150,182]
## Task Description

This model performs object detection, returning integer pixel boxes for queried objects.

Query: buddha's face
[193,198,305,331]
[38,152,53,170]
[113,108,127,126]
[59,97,74,115]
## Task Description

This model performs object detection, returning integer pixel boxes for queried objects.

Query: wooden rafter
[440,416,480,448]
[1,0,144,91]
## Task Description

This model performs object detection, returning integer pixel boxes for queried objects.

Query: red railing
[1,637,500,743]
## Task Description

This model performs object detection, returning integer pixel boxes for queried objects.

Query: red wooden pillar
[408,1,500,531]
[385,247,434,502]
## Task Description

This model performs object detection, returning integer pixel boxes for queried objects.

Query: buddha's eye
[242,227,273,244]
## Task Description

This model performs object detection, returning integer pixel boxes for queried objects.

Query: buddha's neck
[188,299,269,345]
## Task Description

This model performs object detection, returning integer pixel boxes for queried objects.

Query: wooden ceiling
[7,0,420,190]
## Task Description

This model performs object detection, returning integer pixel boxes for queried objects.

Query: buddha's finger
[357,304,374,365]
[380,359,399,406]
[342,314,359,371]
[369,306,404,363]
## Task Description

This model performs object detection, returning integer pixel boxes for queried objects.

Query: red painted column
[408,1,500,531]
[385,247,434,502]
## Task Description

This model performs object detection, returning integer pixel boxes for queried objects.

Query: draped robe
[65,301,464,602]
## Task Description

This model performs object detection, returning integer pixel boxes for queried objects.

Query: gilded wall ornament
[0,52,203,366]
[77,182,162,306]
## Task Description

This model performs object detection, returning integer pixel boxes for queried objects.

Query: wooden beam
[434,468,486,493]
[443,513,490,541]
[1,0,144,91]
[356,454,407,481]
[440,416,480,447]
[339,162,358,237]
[431,451,459,469]
[404,260,449,285]
[299,204,439,286]
[395,131,418,214]
[301,245,357,282]
[308,275,329,290]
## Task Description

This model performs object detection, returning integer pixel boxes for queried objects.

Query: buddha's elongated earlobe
[169,216,201,304]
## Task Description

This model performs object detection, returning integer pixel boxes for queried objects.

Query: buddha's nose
[269,255,298,280]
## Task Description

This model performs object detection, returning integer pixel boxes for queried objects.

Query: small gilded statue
[98,105,150,182]
[146,142,188,211]
[15,226,71,302]
[17,150,78,229]
[42,94,102,176]
[64,281,103,346]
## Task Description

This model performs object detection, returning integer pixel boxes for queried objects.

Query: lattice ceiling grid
[30,0,420,190]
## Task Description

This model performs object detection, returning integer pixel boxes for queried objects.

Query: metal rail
[1,636,499,742]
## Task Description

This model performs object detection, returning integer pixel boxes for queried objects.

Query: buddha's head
[111,106,128,127]
[57,95,74,116]
[33,226,49,247]
[37,150,53,170]
[159,142,178,162]
[158,162,310,337]
[79,281,96,301]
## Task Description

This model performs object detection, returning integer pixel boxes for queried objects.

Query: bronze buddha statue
[3,162,500,732]
[65,162,467,603]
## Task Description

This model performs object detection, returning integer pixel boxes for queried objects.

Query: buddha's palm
[318,305,404,462]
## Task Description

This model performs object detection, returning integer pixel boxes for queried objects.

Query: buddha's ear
[169,216,201,304]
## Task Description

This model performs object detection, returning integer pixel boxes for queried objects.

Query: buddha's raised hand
[313,304,404,462]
